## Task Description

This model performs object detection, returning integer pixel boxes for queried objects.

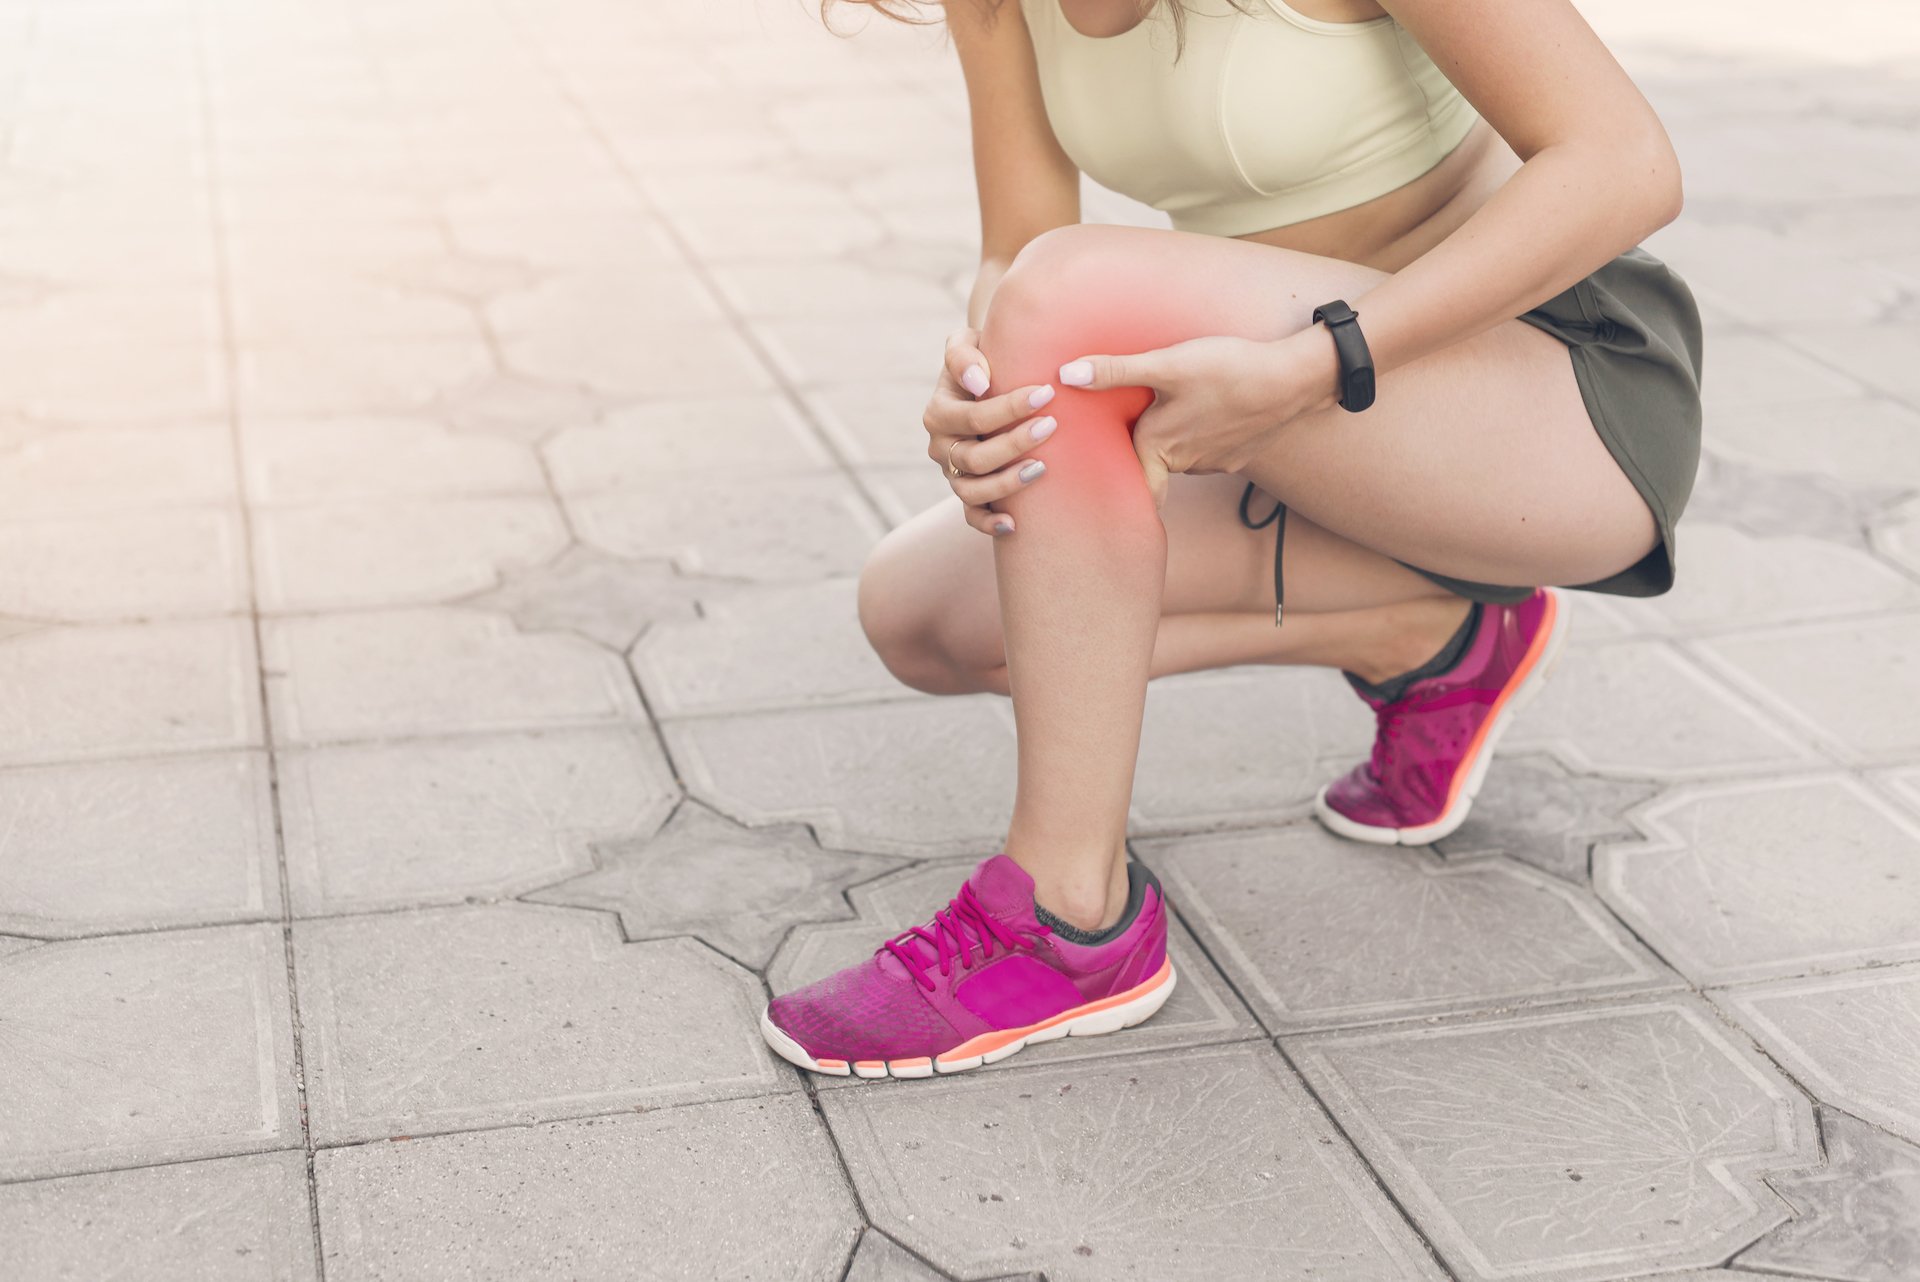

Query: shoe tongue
[966,854,1042,929]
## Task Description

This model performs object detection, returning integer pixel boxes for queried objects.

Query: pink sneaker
[760,855,1176,1079]
[1316,587,1570,845]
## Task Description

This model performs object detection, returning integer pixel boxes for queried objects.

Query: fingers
[946,408,1057,479]
[924,381,1055,460]
[963,503,1018,537]
[943,328,990,399]
[1057,351,1161,392]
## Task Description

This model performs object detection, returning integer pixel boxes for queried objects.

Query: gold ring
[947,439,965,478]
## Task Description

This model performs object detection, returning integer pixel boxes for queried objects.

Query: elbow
[1634,128,1685,235]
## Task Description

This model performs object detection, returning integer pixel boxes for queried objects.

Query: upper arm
[947,0,1081,263]
[1385,0,1679,201]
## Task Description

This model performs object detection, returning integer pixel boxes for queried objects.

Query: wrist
[1277,326,1343,413]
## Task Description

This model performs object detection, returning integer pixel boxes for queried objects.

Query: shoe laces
[882,884,1047,993]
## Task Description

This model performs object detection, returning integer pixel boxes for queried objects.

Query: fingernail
[1028,384,1055,409]
[993,517,1014,534]
[1029,416,1056,443]
[961,365,989,397]
[1019,460,1046,483]
[1059,360,1093,386]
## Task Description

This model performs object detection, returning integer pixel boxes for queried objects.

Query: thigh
[982,225,1655,588]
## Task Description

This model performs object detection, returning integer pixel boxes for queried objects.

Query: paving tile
[238,337,495,417]
[542,395,831,488]
[0,1151,318,1282]
[1604,523,1920,635]
[262,607,642,743]
[1875,493,1920,577]
[530,801,901,969]
[1782,323,1920,406]
[804,380,938,466]
[1649,217,1902,327]
[1434,754,1660,883]
[1503,639,1817,778]
[1708,398,1920,489]
[710,260,956,318]
[665,697,1016,857]
[1686,452,1904,551]
[0,507,249,621]
[1598,776,1920,986]
[0,423,238,517]
[280,727,678,916]
[432,371,607,444]
[498,312,769,400]
[0,751,277,938]
[252,496,570,612]
[1287,998,1819,1282]
[0,924,299,1181]
[632,580,910,717]
[231,276,481,344]
[821,1044,1447,1282]
[1130,667,1377,834]
[445,209,682,272]
[844,1230,948,1282]
[1713,965,1920,1148]
[241,415,547,504]
[1696,613,1920,764]
[463,545,728,650]
[569,472,884,580]
[859,465,958,529]
[754,311,960,386]
[0,618,261,765]
[1737,1109,1920,1282]
[1145,824,1673,1033]
[0,338,225,422]
[316,1096,858,1282]
[295,904,789,1144]
[1695,332,1866,415]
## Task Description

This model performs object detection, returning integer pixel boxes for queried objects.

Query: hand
[926,326,1061,536]
[1058,328,1341,507]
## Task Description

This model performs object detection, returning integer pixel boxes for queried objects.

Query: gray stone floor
[0,0,1916,1278]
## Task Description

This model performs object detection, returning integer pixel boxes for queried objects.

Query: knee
[981,225,1140,361]
[857,523,994,697]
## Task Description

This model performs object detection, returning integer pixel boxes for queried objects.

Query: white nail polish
[1059,360,1093,386]
[1019,460,1046,483]
[1030,416,1056,443]
[993,517,1014,534]
[1028,384,1055,409]
[961,365,989,397]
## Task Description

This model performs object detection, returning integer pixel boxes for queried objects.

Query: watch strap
[1312,300,1376,412]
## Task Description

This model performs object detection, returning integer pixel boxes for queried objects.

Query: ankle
[1011,848,1129,933]
[1344,597,1473,685]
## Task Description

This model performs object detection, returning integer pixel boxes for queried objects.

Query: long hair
[818,0,1249,49]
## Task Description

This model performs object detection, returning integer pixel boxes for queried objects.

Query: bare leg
[861,225,1654,930]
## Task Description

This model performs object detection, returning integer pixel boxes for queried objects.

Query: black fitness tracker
[1313,300,1375,412]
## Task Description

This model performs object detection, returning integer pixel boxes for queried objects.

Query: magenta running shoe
[761,855,1175,1079]
[1316,587,1570,845]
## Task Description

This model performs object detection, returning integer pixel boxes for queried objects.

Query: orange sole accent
[934,957,1174,1067]
[1441,590,1559,814]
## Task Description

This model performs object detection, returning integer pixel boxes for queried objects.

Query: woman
[760,0,1701,1079]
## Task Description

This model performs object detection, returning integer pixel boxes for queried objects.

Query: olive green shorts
[1407,247,1705,604]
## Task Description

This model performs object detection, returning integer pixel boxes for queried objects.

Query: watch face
[1349,367,1376,410]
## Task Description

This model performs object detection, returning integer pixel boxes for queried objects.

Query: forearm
[968,257,1012,330]
[1351,132,1681,382]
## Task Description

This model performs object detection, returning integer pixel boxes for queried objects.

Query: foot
[760,855,1176,1079]
[1316,587,1570,845]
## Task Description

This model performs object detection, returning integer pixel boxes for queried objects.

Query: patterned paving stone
[1605,523,1920,635]
[844,1230,949,1282]
[237,336,495,417]
[0,924,299,1181]
[568,472,883,581]
[1434,754,1660,883]
[262,608,642,743]
[1686,453,1906,551]
[1503,639,1817,778]
[1714,964,1920,1149]
[1696,614,1920,764]
[294,904,789,1144]
[280,727,678,916]
[0,752,276,938]
[802,381,932,467]
[1737,1109,1920,1282]
[1130,667,1376,834]
[664,697,1016,857]
[316,1095,859,1282]
[0,1150,317,1282]
[543,395,832,486]
[241,414,547,504]
[0,423,238,517]
[1144,824,1673,1034]
[0,507,246,621]
[532,802,900,969]
[0,619,261,765]
[1287,998,1819,1282]
[462,545,729,650]
[432,371,606,444]
[754,311,961,386]
[770,858,1263,1076]
[253,497,569,612]
[822,1044,1446,1281]
[1598,776,1920,986]
[860,464,955,528]
[1873,493,1920,578]
[632,580,911,717]
[495,305,769,402]
[1709,398,1920,490]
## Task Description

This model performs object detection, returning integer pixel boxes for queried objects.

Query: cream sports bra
[1020,0,1480,236]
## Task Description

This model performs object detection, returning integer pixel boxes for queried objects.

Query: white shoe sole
[1315,588,1572,846]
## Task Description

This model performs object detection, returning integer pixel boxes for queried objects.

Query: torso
[1047,0,1522,271]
